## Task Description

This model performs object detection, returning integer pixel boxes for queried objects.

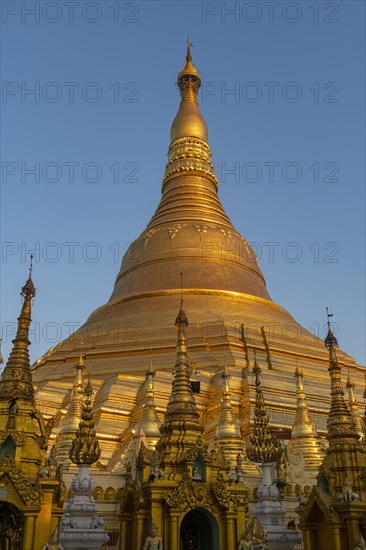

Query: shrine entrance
[0,502,24,550]
[180,508,219,550]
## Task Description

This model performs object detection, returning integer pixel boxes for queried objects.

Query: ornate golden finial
[69,374,101,465]
[163,43,216,186]
[177,36,201,96]
[324,311,359,445]
[0,257,36,401]
[247,349,281,463]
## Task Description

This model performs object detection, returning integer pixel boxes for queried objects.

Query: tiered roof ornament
[0,256,36,401]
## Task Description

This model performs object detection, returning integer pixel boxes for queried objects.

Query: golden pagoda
[0,260,64,549]
[26,43,366,546]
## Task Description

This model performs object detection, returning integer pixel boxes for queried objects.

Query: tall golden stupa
[27,44,365,546]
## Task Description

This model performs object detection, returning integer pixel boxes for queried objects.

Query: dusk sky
[1,1,365,367]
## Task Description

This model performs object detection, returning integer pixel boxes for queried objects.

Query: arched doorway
[180,508,219,550]
[0,502,24,550]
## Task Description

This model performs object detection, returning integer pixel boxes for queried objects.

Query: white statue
[143,523,163,550]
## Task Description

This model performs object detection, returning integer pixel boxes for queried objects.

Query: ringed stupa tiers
[32,44,364,473]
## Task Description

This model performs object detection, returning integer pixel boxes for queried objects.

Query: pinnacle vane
[325,307,338,349]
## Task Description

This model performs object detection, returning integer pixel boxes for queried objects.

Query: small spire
[288,363,324,470]
[65,351,85,428]
[215,363,241,439]
[69,375,101,465]
[247,349,281,463]
[346,372,364,438]
[162,303,199,425]
[292,364,317,436]
[324,312,359,445]
[0,258,36,401]
[137,361,161,444]
[346,371,355,400]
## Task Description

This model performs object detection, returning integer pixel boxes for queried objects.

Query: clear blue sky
[1,1,365,367]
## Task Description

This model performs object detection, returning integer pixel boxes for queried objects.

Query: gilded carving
[0,454,43,505]
[167,224,183,243]
[211,473,239,510]
[165,473,194,508]
[183,436,214,463]
[297,486,336,523]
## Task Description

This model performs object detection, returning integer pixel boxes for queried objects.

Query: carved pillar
[169,511,180,550]
[23,513,37,550]
[225,511,237,550]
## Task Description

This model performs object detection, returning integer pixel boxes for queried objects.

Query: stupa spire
[0,256,36,402]
[324,310,359,445]
[247,350,281,463]
[69,375,101,465]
